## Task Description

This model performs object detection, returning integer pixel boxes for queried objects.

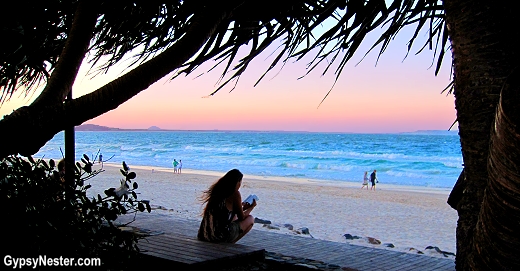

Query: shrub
[0,155,151,269]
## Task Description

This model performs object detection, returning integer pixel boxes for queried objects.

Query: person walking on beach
[361,171,369,190]
[173,159,179,173]
[370,170,378,191]
[198,169,257,243]
[178,159,182,174]
[98,154,103,166]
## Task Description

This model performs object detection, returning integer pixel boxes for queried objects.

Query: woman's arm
[243,203,255,216]
[232,190,256,221]
[232,190,246,220]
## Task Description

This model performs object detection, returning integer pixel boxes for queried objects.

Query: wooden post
[65,90,75,185]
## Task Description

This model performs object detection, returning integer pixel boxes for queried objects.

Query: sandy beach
[86,162,458,259]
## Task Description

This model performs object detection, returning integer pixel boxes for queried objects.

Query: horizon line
[78,123,459,135]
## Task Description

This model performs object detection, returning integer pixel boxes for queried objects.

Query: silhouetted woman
[198,169,256,243]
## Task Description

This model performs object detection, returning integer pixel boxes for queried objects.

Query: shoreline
[114,162,455,194]
[86,162,457,259]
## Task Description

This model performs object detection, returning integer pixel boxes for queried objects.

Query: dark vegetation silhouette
[1,1,519,270]
[0,155,151,269]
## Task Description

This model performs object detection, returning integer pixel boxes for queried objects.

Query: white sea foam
[36,131,462,189]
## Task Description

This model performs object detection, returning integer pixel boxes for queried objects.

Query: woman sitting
[198,169,257,243]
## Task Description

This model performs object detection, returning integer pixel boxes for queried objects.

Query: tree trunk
[32,0,97,106]
[444,0,519,269]
[476,68,520,270]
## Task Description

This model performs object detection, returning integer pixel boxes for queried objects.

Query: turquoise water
[35,131,462,188]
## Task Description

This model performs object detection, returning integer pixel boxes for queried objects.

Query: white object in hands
[243,194,259,205]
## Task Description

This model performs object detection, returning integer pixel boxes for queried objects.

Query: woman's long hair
[200,169,243,214]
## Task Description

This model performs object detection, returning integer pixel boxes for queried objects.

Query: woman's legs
[233,215,255,243]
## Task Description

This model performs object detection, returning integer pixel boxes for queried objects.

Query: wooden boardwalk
[118,212,455,271]
[135,233,264,268]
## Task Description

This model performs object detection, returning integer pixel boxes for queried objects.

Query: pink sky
[0,29,456,133]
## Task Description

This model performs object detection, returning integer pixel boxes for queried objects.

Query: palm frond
[0,0,449,100]
[0,0,76,102]
[177,0,449,95]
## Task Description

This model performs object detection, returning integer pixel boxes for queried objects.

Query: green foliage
[0,155,151,269]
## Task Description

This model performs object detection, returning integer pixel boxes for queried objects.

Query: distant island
[76,124,165,131]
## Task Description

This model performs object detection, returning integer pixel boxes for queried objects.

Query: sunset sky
[1,26,455,134]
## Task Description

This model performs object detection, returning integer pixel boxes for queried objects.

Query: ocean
[35,130,462,189]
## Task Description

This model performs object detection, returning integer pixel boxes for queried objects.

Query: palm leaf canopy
[0,0,447,102]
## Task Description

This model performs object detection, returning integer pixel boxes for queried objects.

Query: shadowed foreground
[118,212,455,271]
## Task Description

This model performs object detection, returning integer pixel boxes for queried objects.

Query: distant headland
[75,124,165,131]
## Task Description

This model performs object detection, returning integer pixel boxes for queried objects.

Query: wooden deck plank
[139,242,219,263]
[140,234,260,258]
[393,254,441,270]
[139,242,215,263]
[138,246,264,267]
[135,233,265,267]
[385,256,423,271]
[424,257,456,271]
[118,213,455,271]
[148,233,254,252]
[140,236,237,256]
[139,241,258,260]
[139,242,242,262]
